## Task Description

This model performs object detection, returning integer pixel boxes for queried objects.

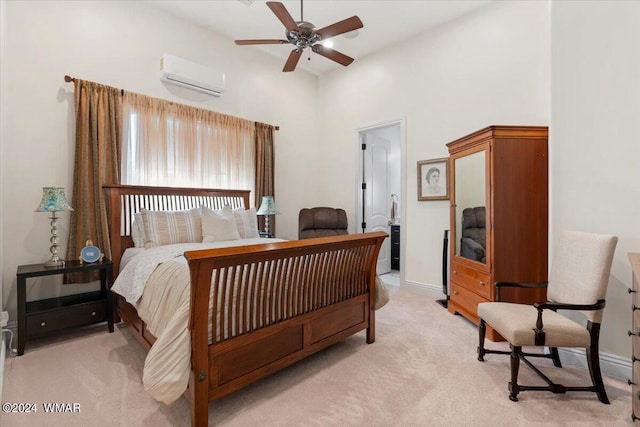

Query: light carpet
[2,285,632,426]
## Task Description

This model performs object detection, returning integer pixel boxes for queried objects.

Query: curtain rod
[65,75,123,96]
[64,75,279,131]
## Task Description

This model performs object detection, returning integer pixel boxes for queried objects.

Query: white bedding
[111,238,389,404]
[112,238,276,308]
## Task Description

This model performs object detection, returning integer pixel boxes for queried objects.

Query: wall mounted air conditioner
[160,53,225,97]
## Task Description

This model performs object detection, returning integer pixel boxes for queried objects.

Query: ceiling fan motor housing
[287,21,321,50]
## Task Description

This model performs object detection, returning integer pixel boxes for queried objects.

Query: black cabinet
[391,225,400,270]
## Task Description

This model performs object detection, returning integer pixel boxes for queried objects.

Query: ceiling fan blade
[266,1,298,33]
[235,39,287,45]
[314,16,363,40]
[283,49,302,72]
[312,45,354,66]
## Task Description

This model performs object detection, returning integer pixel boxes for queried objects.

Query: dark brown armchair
[460,206,486,263]
[298,207,348,239]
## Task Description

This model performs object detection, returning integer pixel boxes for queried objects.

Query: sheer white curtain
[122,92,255,195]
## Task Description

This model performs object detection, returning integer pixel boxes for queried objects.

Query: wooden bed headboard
[103,184,251,274]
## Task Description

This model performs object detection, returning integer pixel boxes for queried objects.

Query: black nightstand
[16,259,113,356]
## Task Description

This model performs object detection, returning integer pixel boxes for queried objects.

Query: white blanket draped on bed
[111,239,390,404]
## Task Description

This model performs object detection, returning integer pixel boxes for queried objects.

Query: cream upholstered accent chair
[477,231,618,403]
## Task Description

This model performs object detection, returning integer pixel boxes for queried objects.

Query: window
[122,92,255,195]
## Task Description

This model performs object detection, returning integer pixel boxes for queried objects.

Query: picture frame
[418,158,449,201]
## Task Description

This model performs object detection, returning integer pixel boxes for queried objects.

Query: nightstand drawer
[26,300,106,338]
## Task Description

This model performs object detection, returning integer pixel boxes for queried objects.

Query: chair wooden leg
[586,322,610,404]
[508,345,521,402]
[550,347,562,368]
[478,319,486,361]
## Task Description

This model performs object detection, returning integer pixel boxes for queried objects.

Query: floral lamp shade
[35,187,74,213]
[35,187,73,267]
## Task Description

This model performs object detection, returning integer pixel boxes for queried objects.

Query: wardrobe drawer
[451,263,491,299]
[449,281,490,322]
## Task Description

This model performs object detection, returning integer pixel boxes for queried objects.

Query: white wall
[317,1,550,289]
[0,0,318,320]
[551,0,640,357]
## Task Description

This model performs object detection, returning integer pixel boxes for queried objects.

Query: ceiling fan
[235,1,364,72]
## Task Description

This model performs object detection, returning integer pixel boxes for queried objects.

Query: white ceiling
[147,0,496,75]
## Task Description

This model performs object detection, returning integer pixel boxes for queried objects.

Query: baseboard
[559,347,631,382]
[403,280,443,296]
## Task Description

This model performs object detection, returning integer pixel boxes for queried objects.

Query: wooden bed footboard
[185,232,386,426]
[103,185,387,427]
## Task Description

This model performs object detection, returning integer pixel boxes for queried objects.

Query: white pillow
[233,207,260,239]
[131,212,146,248]
[201,205,241,243]
[140,207,202,248]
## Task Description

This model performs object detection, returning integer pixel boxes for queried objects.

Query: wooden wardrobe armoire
[446,125,549,341]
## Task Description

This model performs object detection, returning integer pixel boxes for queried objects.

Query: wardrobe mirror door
[454,150,486,263]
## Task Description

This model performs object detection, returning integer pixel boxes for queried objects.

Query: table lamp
[35,187,74,267]
[256,196,279,236]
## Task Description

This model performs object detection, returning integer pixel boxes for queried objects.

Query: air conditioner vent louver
[160,54,225,97]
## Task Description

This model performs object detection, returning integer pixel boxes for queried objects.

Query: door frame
[355,117,407,281]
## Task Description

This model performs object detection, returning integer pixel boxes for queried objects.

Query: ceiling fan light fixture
[322,40,334,48]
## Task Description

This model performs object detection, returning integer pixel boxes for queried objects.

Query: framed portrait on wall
[418,158,449,201]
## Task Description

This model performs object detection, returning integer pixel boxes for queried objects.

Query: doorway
[356,119,405,276]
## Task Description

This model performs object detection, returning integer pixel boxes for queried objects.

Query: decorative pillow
[201,205,241,243]
[233,207,260,239]
[131,212,146,248]
[140,207,202,248]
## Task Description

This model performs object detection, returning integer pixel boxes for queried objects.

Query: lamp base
[264,215,271,235]
[43,211,65,268]
[44,255,65,268]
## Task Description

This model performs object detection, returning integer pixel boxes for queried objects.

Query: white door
[361,132,392,274]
